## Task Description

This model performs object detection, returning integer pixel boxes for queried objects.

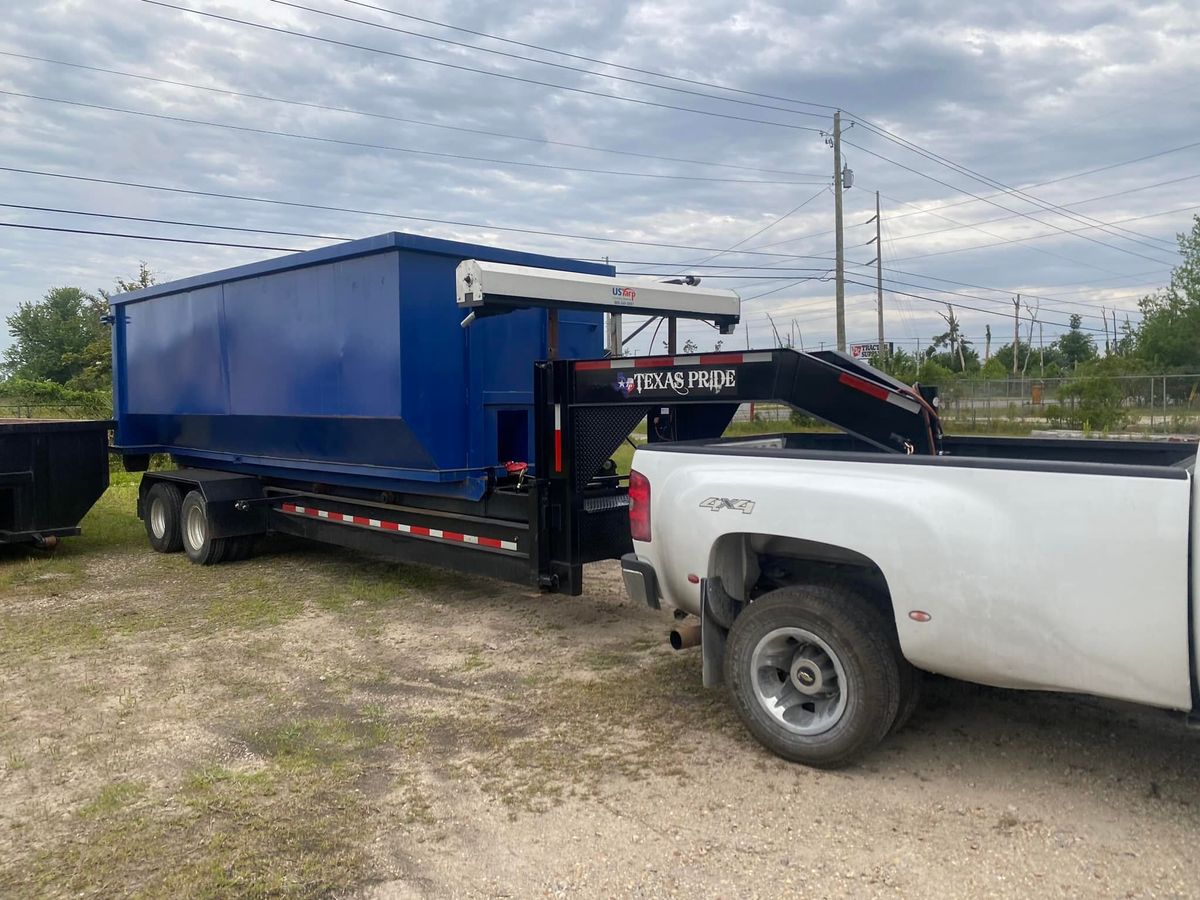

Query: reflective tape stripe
[571,351,772,371]
[279,503,518,552]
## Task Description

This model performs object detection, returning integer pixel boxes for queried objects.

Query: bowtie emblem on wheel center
[790,655,826,695]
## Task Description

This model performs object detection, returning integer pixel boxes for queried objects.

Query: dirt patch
[2,484,1199,897]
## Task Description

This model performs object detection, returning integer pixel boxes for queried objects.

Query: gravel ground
[1,483,1198,898]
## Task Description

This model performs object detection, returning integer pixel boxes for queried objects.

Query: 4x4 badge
[699,497,756,514]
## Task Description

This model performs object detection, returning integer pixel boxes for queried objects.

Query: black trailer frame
[134,349,940,593]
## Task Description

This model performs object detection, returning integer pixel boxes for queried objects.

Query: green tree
[1054,314,1097,369]
[1134,215,1199,368]
[2,263,157,389]
[876,346,919,383]
[2,287,108,385]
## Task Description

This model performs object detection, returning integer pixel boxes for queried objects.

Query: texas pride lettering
[616,368,737,396]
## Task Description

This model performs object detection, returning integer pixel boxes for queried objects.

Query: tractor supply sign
[850,342,894,360]
[616,368,738,397]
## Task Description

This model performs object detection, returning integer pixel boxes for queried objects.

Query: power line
[874,173,1200,247]
[841,137,1178,266]
[276,0,1194,261]
[847,119,1181,249]
[890,203,1200,264]
[0,221,303,252]
[0,50,821,179]
[0,164,846,260]
[0,89,820,186]
[0,202,350,242]
[845,278,1108,333]
[315,0,1192,260]
[867,272,1111,323]
[274,0,834,123]
[667,186,830,273]
[330,0,840,114]
[875,141,1200,227]
[869,264,1140,317]
[742,148,1200,257]
[142,1,826,134]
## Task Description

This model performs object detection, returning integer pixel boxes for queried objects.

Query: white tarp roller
[455,259,740,331]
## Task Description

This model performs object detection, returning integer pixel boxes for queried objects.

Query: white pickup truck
[621,429,1200,767]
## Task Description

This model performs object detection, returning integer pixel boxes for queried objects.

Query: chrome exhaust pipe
[669,623,701,651]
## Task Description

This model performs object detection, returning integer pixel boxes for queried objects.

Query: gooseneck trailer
[108,232,942,591]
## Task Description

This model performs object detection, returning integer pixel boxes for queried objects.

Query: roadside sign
[850,342,894,360]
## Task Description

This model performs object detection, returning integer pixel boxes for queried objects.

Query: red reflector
[634,356,676,368]
[838,371,890,402]
[628,469,651,542]
[687,574,700,584]
[908,610,932,622]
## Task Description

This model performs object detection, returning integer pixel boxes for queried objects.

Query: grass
[242,710,394,771]
[16,764,374,898]
[79,781,148,819]
[942,418,1036,435]
[7,703,408,898]
[0,467,738,894]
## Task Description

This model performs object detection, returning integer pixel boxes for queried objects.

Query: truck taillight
[629,469,651,542]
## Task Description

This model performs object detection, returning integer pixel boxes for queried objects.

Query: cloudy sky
[1,0,1197,357]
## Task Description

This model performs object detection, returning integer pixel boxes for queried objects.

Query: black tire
[144,482,184,553]
[891,663,922,734]
[724,584,901,768]
[180,490,230,566]
[224,535,257,563]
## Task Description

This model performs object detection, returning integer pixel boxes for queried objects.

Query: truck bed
[677,431,1196,475]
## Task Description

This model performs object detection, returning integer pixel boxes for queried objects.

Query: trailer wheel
[144,482,184,553]
[224,535,257,563]
[724,584,901,768]
[180,490,230,565]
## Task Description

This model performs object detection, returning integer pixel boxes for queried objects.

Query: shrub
[1058,376,1129,432]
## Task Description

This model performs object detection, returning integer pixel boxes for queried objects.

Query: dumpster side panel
[222,254,402,418]
[110,232,608,498]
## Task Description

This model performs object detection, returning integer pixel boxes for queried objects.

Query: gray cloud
[1,0,1196,356]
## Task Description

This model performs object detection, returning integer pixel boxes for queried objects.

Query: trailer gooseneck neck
[534,347,942,594]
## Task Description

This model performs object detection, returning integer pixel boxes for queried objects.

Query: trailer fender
[138,469,267,538]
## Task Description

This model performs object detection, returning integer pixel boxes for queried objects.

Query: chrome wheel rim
[184,503,206,551]
[149,497,167,539]
[750,626,847,735]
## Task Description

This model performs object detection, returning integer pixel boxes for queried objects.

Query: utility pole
[984,324,992,363]
[1022,299,1039,377]
[1012,294,1021,376]
[603,256,620,356]
[832,110,846,351]
[606,314,622,357]
[867,190,885,362]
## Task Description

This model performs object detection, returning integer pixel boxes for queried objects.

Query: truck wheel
[180,490,230,566]
[891,664,922,734]
[724,584,901,768]
[144,482,183,553]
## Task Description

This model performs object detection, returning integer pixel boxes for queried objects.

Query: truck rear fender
[709,533,897,632]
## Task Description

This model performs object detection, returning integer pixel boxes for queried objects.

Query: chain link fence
[732,375,1200,436]
[937,374,1200,434]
